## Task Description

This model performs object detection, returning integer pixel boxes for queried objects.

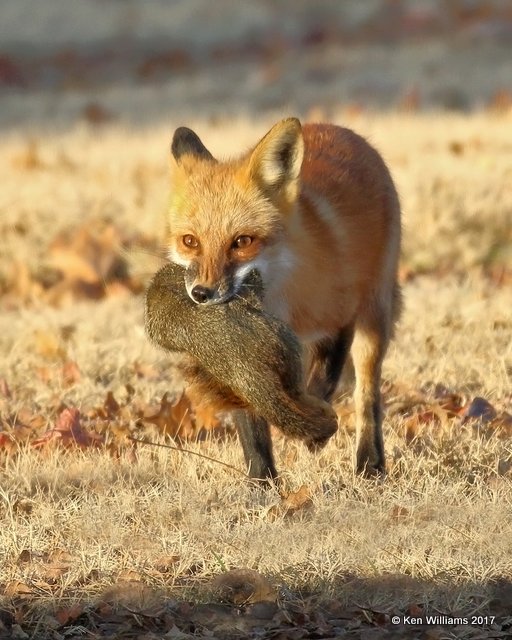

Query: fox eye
[182,234,199,248]
[233,235,253,249]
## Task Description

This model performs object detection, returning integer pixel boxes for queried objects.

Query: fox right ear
[171,127,216,167]
[248,118,304,209]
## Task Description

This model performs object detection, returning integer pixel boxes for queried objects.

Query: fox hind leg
[350,295,397,476]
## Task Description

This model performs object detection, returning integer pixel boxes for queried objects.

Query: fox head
[167,118,304,305]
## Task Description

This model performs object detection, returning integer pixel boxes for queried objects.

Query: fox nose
[191,284,214,304]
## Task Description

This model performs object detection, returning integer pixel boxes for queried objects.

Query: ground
[0,110,511,639]
[1,2,512,638]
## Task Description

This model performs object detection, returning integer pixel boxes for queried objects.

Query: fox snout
[190,284,215,304]
[183,260,265,305]
[183,261,236,305]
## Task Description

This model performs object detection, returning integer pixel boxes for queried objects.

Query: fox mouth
[187,288,233,305]
[185,280,236,305]
[179,256,268,305]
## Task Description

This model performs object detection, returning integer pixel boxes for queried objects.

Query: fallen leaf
[117,569,143,582]
[32,407,104,449]
[61,360,81,386]
[54,604,83,626]
[103,391,120,419]
[390,504,410,520]
[4,581,33,598]
[268,485,313,520]
[153,555,180,573]
[407,603,423,616]
[143,392,195,439]
[17,550,35,564]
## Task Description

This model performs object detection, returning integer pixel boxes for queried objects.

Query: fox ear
[171,127,216,169]
[248,118,304,206]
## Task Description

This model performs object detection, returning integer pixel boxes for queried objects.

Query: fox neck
[259,242,296,324]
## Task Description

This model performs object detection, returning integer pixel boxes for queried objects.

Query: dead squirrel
[145,262,338,452]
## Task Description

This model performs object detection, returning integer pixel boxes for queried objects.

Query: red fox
[167,118,401,481]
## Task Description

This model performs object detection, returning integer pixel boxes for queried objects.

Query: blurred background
[1,0,512,129]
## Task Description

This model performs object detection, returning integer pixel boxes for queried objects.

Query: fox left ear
[171,127,216,169]
[248,118,304,207]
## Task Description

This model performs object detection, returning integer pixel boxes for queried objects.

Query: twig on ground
[128,436,250,479]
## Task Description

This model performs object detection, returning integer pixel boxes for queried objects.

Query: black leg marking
[307,323,355,401]
[372,396,385,473]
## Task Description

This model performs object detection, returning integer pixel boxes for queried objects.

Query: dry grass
[1,112,512,632]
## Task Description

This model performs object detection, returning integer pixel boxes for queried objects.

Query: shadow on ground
[2,573,511,639]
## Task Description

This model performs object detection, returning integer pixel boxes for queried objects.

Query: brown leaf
[497,458,512,476]
[48,223,126,297]
[282,485,313,511]
[212,568,276,605]
[0,431,14,452]
[117,569,142,582]
[153,555,180,573]
[4,581,33,598]
[49,246,103,285]
[268,485,313,520]
[47,549,75,565]
[436,392,465,415]
[61,360,81,386]
[32,407,104,449]
[143,392,195,439]
[41,564,69,584]
[407,603,423,616]
[17,550,35,564]
[88,391,122,421]
[54,604,83,626]
[103,391,120,419]
[390,504,410,520]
